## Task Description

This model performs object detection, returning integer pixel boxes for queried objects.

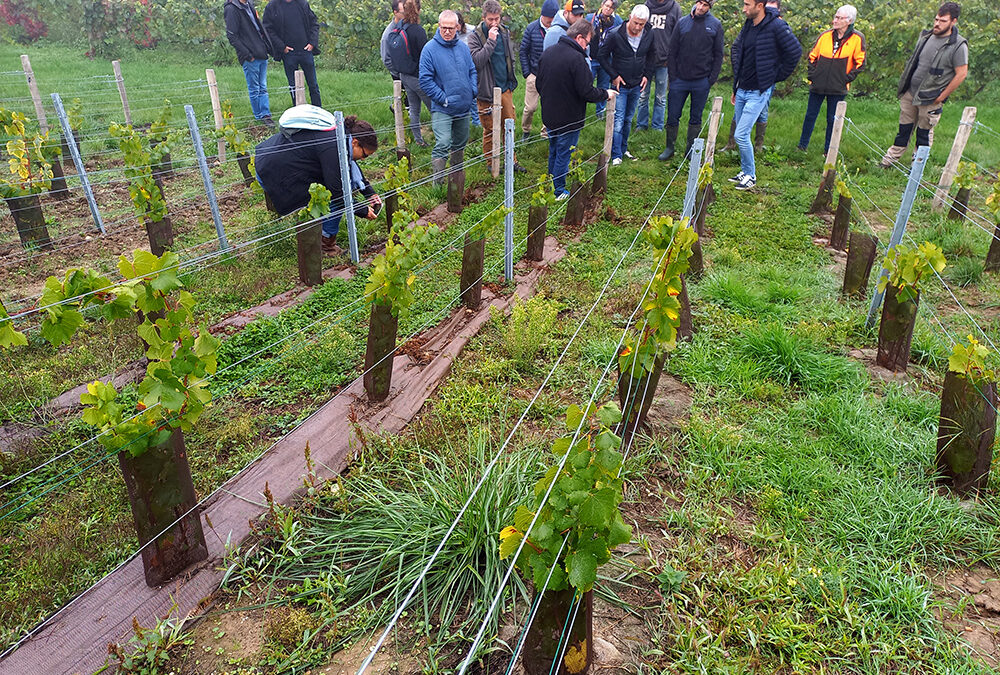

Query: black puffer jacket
[254,129,371,217]
[730,7,801,94]
[262,0,321,61]
[536,36,608,134]
[224,0,271,64]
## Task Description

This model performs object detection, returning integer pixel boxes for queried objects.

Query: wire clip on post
[185,104,229,252]
[52,93,104,234]
[865,145,930,328]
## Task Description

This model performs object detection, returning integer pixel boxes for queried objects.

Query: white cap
[278,105,336,131]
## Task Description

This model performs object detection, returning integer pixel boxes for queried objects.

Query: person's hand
[611,76,624,90]
[730,93,736,105]
[366,206,377,219]
[372,194,383,209]
[640,76,648,91]
[606,88,617,98]
[488,26,499,41]
[304,44,314,52]
[284,46,293,53]
[934,95,946,104]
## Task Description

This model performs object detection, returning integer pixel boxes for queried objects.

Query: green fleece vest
[897,28,969,107]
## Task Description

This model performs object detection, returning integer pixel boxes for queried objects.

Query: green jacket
[897,27,968,106]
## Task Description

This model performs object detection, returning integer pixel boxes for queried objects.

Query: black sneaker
[513,163,527,174]
[728,171,745,183]
[734,174,756,191]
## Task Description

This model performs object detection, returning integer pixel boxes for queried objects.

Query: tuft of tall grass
[736,323,864,393]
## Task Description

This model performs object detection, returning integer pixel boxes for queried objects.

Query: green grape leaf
[578,488,617,529]
[565,548,598,592]
[40,308,85,347]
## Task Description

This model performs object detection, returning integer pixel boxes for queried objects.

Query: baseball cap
[565,0,585,16]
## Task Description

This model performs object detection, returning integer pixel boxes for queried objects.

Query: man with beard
[879,2,967,167]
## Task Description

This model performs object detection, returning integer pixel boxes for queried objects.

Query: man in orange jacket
[797,4,866,153]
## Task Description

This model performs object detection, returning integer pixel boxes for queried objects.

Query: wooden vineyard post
[677,275,693,341]
[592,93,615,196]
[118,429,208,587]
[842,232,878,297]
[294,70,306,106]
[525,204,547,262]
[948,187,970,220]
[385,192,397,232]
[694,97,723,228]
[703,97,723,170]
[936,370,997,495]
[20,55,47,133]
[522,589,593,675]
[460,233,485,309]
[618,354,666,445]
[808,99,847,214]
[295,218,323,286]
[829,191,852,251]
[876,285,919,372]
[112,59,132,125]
[447,159,465,214]
[7,195,52,251]
[985,226,1000,273]
[392,80,409,162]
[205,69,226,163]
[933,107,976,210]
[364,301,398,402]
[562,180,584,229]
[146,175,175,255]
[44,135,69,201]
[491,86,501,178]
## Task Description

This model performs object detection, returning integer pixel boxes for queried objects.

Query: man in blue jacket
[659,0,723,160]
[599,4,655,165]
[729,0,801,190]
[520,0,558,140]
[419,10,478,184]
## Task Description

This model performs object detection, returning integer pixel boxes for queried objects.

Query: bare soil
[934,565,1000,666]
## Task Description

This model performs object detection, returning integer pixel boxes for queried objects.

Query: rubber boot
[722,116,737,151]
[658,125,679,161]
[432,157,447,186]
[753,121,767,152]
[685,123,700,157]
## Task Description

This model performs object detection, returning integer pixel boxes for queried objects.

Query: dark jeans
[666,77,710,128]
[282,50,321,107]
[799,92,845,152]
[548,128,581,196]
[591,62,611,117]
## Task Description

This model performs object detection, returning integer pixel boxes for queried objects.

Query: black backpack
[386,22,418,76]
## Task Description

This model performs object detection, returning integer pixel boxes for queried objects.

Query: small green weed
[736,323,863,392]
[489,293,559,366]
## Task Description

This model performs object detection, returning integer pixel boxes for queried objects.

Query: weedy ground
[1,43,1000,673]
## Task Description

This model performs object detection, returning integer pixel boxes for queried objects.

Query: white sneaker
[555,191,570,201]
[728,171,745,183]
[624,151,637,161]
[734,174,756,190]
[611,157,622,166]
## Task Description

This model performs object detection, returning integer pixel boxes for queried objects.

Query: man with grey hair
[468,0,525,170]
[419,9,478,183]
[797,4,866,153]
[599,4,655,164]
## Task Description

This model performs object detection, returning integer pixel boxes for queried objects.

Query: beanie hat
[541,0,559,17]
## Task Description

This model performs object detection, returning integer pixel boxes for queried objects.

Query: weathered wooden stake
[385,192,398,232]
[20,55,47,133]
[592,93,616,195]
[295,218,323,286]
[236,153,253,186]
[363,301,398,402]
[460,234,485,309]
[876,285,918,372]
[6,195,52,251]
[46,137,69,201]
[936,371,997,495]
[294,70,306,106]
[205,68,226,163]
[808,100,847,214]
[618,354,666,445]
[447,154,465,214]
[829,193,852,251]
[525,204,547,262]
[392,80,410,162]
[677,275,693,341]
[145,175,174,256]
[112,59,132,125]
[522,590,592,675]
[842,232,877,298]
[703,97,723,168]
[562,180,585,229]
[933,106,976,210]
[947,187,970,220]
[985,226,1000,273]
[491,86,501,178]
[118,429,208,587]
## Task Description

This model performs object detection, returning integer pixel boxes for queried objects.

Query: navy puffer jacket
[519,18,547,77]
[731,7,802,94]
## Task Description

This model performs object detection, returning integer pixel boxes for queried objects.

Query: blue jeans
[636,66,667,130]
[592,62,611,117]
[756,85,775,123]
[430,111,471,159]
[612,85,642,160]
[666,77,710,128]
[733,88,772,178]
[548,128,581,196]
[282,50,321,107]
[241,59,271,119]
[799,91,845,152]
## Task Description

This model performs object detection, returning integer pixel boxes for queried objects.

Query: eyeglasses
[833,14,849,20]
[439,24,458,31]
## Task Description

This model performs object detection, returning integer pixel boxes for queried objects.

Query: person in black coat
[255,112,382,254]
[224,0,274,125]
[659,0,723,160]
[537,21,612,198]
[262,0,323,107]
[598,5,655,163]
